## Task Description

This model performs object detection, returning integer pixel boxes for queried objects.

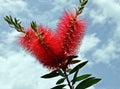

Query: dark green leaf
[41,70,59,78]
[69,61,88,74]
[66,55,78,66]
[79,0,81,3]
[56,78,65,84]
[31,21,37,33]
[70,60,81,64]
[4,16,24,32]
[81,0,88,6]
[4,16,12,24]
[66,68,72,73]
[78,6,84,11]
[75,77,101,89]
[51,84,66,89]
[4,16,11,24]
[58,69,65,77]
[72,74,92,83]
[14,18,18,24]
[72,70,79,85]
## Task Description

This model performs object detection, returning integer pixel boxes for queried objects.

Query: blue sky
[0,0,120,89]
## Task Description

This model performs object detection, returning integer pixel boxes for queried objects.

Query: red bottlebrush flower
[18,11,86,70]
[18,26,65,69]
[56,11,86,56]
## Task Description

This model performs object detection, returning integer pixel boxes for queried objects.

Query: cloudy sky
[0,0,120,89]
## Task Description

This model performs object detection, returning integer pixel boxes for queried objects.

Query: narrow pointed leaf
[51,84,66,89]
[75,77,101,89]
[58,69,65,77]
[72,70,79,85]
[81,0,88,6]
[15,18,18,24]
[31,21,37,33]
[69,61,88,74]
[66,56,78,65]
[56,78,65,84]
[70,60,81,64]
[41,70,59,78]
[72,74,92,83]
[66,68,72,73]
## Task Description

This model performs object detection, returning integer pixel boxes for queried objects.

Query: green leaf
[81,0,88,6]
[73,60,81,63]
[4,16,24,33]
[70,60,81,64]
[72,70,79,85]
[51,84,66,89]
[56,78,65,84]
[58,69,65,77]
[69,61,88,74]
[75,77,101,89]
[66,68,72,73]
[41,70,59,78]
[72,74,92,83]
[31,21,37,33]
[66,55,78,65]
[4,16,11,24]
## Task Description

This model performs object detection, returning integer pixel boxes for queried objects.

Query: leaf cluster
[41,56,101,89]
[76,0,88,16]
[4,16,25,33]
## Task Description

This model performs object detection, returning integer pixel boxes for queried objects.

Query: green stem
[63,69,73,89]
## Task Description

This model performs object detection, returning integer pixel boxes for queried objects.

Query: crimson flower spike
[56,1,87,57]
[19,26,63,70]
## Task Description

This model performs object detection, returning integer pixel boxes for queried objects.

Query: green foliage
[31,21,37,33]
[75,77,101,89]
[76,0,88,15]
[66,68,72,73]
[75,74,91,82]
[56,78,65,85]
[41,70,59,78]
[41,69,65,78]
[41,58,101,89]
[72,70,79,85]
[51,84,66,89]
[4,16,25,33]
[72,74,92,84]
[80,0,88,6]
[66,56,78,66]
[69,61,88,74]
[71,60,81,64]
[57,69,65,77]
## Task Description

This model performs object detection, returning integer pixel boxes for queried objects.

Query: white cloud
[0,46,59,89]
[89,10,106,24]
[92,23,120,64]
[93,40,119,64]
[1,30,20,44]
[90,0,120,24]
[76,34,100,67]
[28,0,77,29]
[86,0,120,64]
[80,33,100,54]
[0,0,27,14]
